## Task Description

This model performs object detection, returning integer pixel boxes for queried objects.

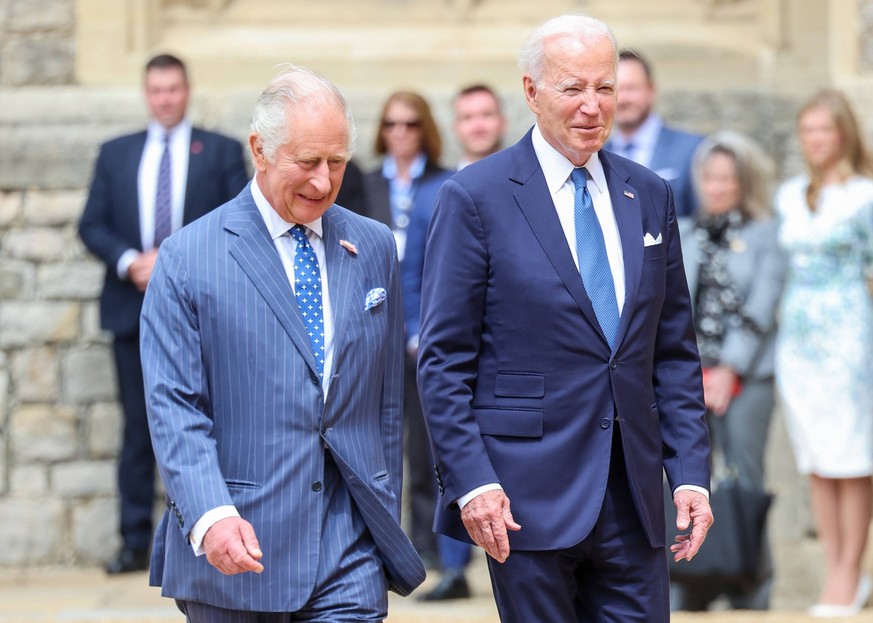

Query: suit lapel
[321,207,355,370]
[509,135,605,341]
[224,192,321,379]
[127,133,147,248]
[600,152,643,352]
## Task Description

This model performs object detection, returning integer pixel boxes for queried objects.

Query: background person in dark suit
[605,49,703,218]
[141,65,424,621]
[417,14,713,622]
[363,91,452,569]
[78,53,248,574]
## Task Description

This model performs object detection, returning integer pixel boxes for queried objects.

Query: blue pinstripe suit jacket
[141,184,425,611]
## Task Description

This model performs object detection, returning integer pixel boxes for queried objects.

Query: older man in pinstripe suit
[141,65,425,622]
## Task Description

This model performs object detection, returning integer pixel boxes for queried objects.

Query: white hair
[250,64,357,163]
[518,14,618,85]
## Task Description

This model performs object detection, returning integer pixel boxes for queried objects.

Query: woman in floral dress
[775,89,873,617]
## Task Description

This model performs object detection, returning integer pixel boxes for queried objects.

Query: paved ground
[1,550,871,623]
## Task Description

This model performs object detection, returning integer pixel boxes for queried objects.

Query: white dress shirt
[117,119,192,279]
[188,177,337,555]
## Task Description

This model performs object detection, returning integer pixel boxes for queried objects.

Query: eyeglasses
[382,119,422,130]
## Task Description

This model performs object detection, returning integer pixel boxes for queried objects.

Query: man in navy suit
[79,54,248,574]
[417,15,713,622]
[605,49,703,218]
[141,65,424,621]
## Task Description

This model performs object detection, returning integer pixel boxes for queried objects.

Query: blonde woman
[776,89,873,617]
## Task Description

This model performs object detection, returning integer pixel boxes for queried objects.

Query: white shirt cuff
[673,484,710,500]
[457,483,503,509]
[189,505,240,556]
[116,249,139,280]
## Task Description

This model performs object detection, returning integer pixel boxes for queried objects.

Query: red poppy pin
[190,140,204,155]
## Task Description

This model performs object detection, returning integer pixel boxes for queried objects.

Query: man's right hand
[460,489,521,564]
[128,249,159,292]
[202,517,264,575]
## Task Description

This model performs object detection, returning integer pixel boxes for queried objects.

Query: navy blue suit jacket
[141,188,425,610]
[79,128,248,337]
[417,129,710,551]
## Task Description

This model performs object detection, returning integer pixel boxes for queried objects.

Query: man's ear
[249,134,266,172]
[523,75,540,115]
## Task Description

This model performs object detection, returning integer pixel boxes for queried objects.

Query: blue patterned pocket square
[364,287,387,311]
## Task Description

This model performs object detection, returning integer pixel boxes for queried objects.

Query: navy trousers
[113,333,155,551]
[486,428,670,623]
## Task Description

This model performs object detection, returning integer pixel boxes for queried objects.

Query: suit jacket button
[310,371,320,385]
[312,481,323,492]
[600,418,611,429]
[610,360,617,370]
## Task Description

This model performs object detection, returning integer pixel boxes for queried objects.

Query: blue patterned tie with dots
[289,225,324,378]
[571,167,620,349]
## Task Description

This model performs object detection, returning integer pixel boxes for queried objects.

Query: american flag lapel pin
[624,190,635,199]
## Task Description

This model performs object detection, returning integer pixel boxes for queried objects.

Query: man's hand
[460,489,521,564]
[129,249,159,292]
[669,489,714,562]
[702,365,738,416]
[202,517,264,575]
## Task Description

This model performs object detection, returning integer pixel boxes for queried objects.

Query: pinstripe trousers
[177,452,389,622]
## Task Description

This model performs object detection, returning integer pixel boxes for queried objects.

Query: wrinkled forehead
[542,33,617,80]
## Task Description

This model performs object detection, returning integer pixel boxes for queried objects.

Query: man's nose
[310,163,332,194]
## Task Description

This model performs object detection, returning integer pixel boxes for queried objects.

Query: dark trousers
[486,429,669,623]
[113,333,155,551]
[404,353,437,558]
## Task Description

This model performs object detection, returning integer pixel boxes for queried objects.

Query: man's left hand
[669,489,714,562]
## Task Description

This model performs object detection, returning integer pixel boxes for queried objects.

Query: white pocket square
[364,287,387,311]
[643,232,662,247]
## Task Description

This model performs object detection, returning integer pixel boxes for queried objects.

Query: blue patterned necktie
[289,225,325,378]
[571,168,620,349]
[154,133,172,247]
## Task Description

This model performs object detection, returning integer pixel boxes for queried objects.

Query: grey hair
[692,130,775,220]
[518,14,618,85]
[251,64,357,163]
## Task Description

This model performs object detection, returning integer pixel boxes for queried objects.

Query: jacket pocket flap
[494,372,545,398]
[474,408,543,437]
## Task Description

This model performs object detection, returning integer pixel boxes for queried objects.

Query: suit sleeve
[417,178,500,506]
[141,237,234,536]
[78,144,134,271]
[380,228,406,506]
[652,180,711,492]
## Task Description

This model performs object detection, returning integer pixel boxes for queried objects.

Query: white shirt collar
[249,175,324,241]
[147,119,192,142]
[531,124,608,194]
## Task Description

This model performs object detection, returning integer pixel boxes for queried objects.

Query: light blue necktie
[154,133,172,247]
[289,225,325,378]
[571,168,620,348]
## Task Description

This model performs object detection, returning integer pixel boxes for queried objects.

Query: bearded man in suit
[140,64,424,622]
[417,14,713,622]
[79,53,248,574]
